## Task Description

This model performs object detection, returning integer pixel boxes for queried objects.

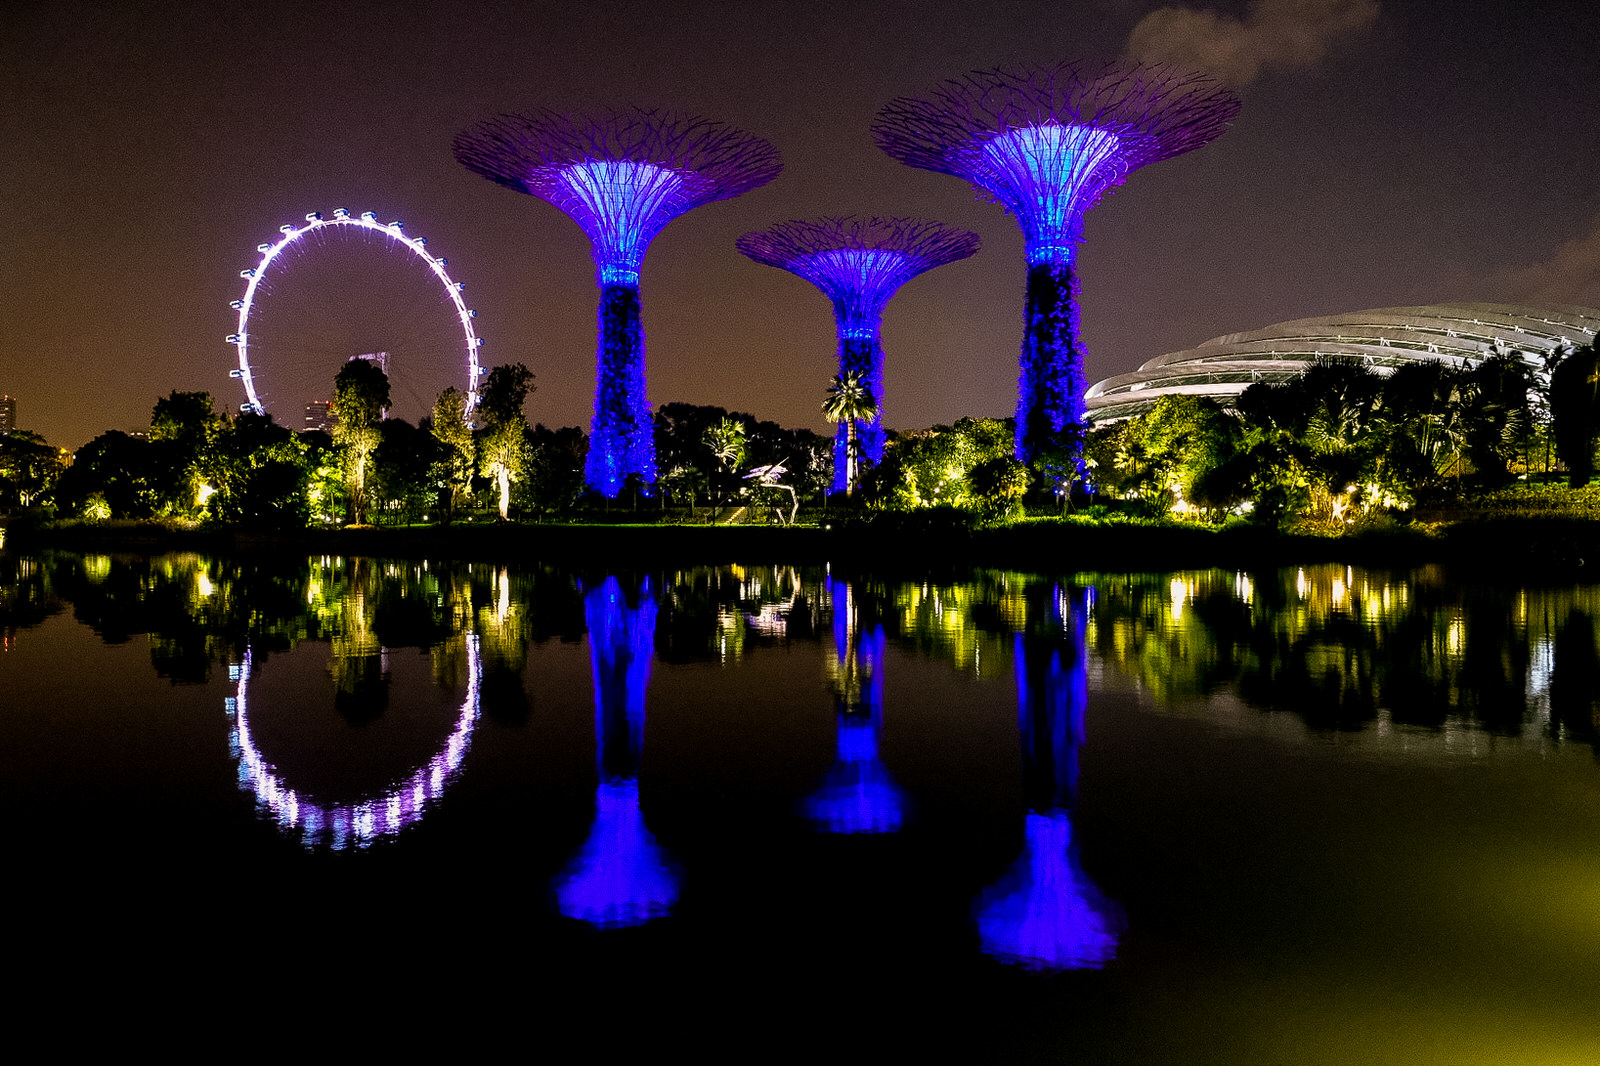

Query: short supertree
[874,60,1240,477]
[737,217,980,491]
[455,108,782,497]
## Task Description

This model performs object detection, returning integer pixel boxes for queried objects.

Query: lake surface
[4,550,1598,1061]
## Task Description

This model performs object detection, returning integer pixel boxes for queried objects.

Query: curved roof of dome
[1086,302,1600,423]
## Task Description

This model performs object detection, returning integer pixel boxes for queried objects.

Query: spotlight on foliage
[874,60,1239,478]
[455,108,782,497]
[737,217,979,490]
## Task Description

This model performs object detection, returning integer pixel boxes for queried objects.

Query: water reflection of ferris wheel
[226,634,482,850]
[228,209,485,426]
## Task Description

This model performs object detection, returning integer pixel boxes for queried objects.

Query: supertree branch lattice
[874,60,1239,475]
[737,217,980,491]
[455,108,782,496]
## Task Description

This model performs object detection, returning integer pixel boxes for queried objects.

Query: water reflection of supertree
[556,576,679,927]
[228,633,482,850]
[976,583,1121,971]
[803,577,906,834]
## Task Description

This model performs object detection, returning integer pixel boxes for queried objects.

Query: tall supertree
[455,109,782,496]
[737,217,980,492]
[874,60,1240,477]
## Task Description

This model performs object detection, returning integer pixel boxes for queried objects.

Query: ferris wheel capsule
[228,208,484,422]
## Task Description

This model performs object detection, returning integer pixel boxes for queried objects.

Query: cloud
[1126,0,1380,87]
[1492,215,1600,310]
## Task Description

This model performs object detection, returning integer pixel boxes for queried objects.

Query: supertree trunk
[586,282,657,496]
[1017,261,1088,476]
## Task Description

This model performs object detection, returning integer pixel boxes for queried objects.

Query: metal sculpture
[874,60,1239,477]
[455,109,782,496]
[738,217,979,491]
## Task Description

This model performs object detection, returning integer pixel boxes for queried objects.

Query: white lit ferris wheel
[228,209,484,423]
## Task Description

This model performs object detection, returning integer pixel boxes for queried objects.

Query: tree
[149,391,223,517]
[476,363,535,521]
[205,412,313,530]
[330,359,390,524]
[0,431,65,513]
[822,370,878,496]
[1551,341,1600,488]
[430,387,475,523]
[703,417,747,518]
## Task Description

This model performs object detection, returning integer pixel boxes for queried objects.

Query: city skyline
[4,0,1598,450]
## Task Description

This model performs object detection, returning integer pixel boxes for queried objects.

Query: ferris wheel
[228,208,484,424]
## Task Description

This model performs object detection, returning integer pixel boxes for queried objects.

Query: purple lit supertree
[455,109,782,496]
[737,218,980,491]
[874,60,1240,478]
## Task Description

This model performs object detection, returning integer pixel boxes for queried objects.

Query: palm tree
[822,370,878,496]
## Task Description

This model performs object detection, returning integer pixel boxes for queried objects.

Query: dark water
[3,551,1598,1061]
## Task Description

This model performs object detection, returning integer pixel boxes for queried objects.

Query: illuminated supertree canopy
[874,60,1240,474]
[737,217,979,491]
[454,108,782,496]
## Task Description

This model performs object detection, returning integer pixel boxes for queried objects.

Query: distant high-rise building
[304,400,334,434]
[0,394,16,436]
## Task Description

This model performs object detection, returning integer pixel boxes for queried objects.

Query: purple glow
[550,161,687,284]
[738,218,979,492]
[229,210,483,418]
[554,576,680,927]
[584,575,656,778]
[804,579,906,833]
[228,634,482,851]
[455,109,781,496]
[555,778,679,928]
[977,124,1121,267]
[975,583,1121,970]
[874,61,1239,469]
[974,810,1121,971]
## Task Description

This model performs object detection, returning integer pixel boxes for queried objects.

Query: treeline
[1,362,835,529]
[1084,337,1600,529]
[7,335,1600,532]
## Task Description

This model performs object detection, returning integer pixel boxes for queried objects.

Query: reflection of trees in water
[22,552,1600,762]
[1550,610,1600,748]
[0,553,62,646]
[655,564,817,664]
[1087,565,1600,754]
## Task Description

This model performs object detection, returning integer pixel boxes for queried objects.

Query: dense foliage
[9,337,1600,532]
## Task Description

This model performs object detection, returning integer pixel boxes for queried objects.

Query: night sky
[4,0,1598,449]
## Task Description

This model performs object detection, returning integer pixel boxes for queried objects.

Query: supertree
[737,217,980,492]
[874,60,1240,477]
[454,108,782,496]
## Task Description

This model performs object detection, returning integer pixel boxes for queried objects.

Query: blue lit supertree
[874,61,1239,478]
[455,109,782,496]
[737,218,980,492]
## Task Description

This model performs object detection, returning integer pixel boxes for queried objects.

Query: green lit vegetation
[6,334,1600,544]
